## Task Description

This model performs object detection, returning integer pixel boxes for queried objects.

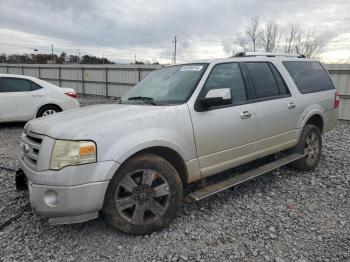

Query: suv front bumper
[28,180,109,224]
[19,158,119,224]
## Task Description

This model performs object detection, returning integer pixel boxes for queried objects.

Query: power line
[0,43,173,61]
[0,37,234,64]
[177,36,237,43]
[0,43,51,52]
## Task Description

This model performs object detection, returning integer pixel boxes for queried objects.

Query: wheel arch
[298,106,325,137]
[120,146,189,185]
[304,114,324,133]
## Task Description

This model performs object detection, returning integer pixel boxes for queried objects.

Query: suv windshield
[122,64,207,105]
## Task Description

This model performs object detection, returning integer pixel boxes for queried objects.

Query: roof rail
[233,52,304,58]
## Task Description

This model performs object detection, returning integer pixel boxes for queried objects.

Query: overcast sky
[0,0,349,63]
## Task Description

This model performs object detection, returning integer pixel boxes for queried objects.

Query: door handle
[240,110,252,119]
[32,94,43,98]
[288,101,296,109]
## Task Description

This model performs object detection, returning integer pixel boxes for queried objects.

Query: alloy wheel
[114,169,171,225]
[42,109,57,116]
[304,131,320,166]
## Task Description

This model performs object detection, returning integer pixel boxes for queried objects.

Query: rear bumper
[324,108,339,133]
[60,97,80,111]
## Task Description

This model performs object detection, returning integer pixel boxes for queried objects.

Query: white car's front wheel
[37,105,61,118]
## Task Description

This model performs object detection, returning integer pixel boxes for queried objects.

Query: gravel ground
[0,95,349,262]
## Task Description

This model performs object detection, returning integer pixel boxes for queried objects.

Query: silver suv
[18,52,339,235]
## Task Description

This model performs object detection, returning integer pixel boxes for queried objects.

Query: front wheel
[103,153,183,235]
[289,124,322,171]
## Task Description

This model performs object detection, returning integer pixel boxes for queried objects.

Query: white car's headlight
[50,140,96,170]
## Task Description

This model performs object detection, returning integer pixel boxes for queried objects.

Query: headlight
[50,140,96,170]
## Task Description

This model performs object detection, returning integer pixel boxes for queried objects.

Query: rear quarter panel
[34,84,79,114]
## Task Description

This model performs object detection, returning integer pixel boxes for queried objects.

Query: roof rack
[233,52,305,58]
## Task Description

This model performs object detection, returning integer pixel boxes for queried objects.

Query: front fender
[100,127,196,170]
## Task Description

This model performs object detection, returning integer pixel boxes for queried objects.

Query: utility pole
[51,44,54,63]
[173,35,177,64]
[76,49,80,63]
[134,54,137,64]
[34,48,38,63]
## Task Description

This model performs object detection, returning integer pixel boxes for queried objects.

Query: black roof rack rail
[233,52,305,58]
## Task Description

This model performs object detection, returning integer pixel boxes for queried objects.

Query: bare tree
[261,20,281,52]
[246,17,260,52]
[295,29,324,58]
[233,19,324,57]
[283,24,302,53]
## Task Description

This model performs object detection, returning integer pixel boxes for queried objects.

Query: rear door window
[0,78,5,92]
[283,61,335,94]
[245,62,280,99]
[0,78,32,92]
[269,63,289,95]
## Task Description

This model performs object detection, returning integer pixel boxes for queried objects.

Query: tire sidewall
[103,153,183,235]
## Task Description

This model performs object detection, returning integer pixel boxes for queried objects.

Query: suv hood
[26,104,162,139]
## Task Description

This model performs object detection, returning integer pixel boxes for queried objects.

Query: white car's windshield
[122,64,207,105]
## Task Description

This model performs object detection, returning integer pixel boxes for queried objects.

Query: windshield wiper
[127,96,158,106]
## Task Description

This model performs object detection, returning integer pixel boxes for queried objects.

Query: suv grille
[21,131,43,170]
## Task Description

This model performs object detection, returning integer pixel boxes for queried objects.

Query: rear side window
[283,61,335,94]
[204,63,247,105]
[30,81,43,91]
[245,62,280,99]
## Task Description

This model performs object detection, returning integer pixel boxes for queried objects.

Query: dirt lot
[0,95,349,262]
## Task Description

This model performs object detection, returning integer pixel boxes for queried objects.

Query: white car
[0,74,79,122]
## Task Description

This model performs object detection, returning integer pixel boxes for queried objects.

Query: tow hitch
[15,169,28,191]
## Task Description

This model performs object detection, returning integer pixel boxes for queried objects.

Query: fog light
[44,190,59,206]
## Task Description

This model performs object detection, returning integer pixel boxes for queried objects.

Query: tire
[103,153,183,235]
[37,105,61,118]
[289,124,322,171]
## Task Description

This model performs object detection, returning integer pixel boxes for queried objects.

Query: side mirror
[199,88,232,108]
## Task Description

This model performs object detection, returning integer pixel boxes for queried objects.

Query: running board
[186,153,305,202]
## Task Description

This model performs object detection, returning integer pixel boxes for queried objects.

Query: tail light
[65,92,77,99]
[334,91,340,109]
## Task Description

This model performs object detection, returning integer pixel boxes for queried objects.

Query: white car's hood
[26,104,162,139]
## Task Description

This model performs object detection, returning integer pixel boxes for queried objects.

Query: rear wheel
[103,153,183,235]
[37,105,61,118]
[289,124,322,171]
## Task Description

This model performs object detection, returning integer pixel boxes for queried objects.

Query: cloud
[0,0,349,63]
